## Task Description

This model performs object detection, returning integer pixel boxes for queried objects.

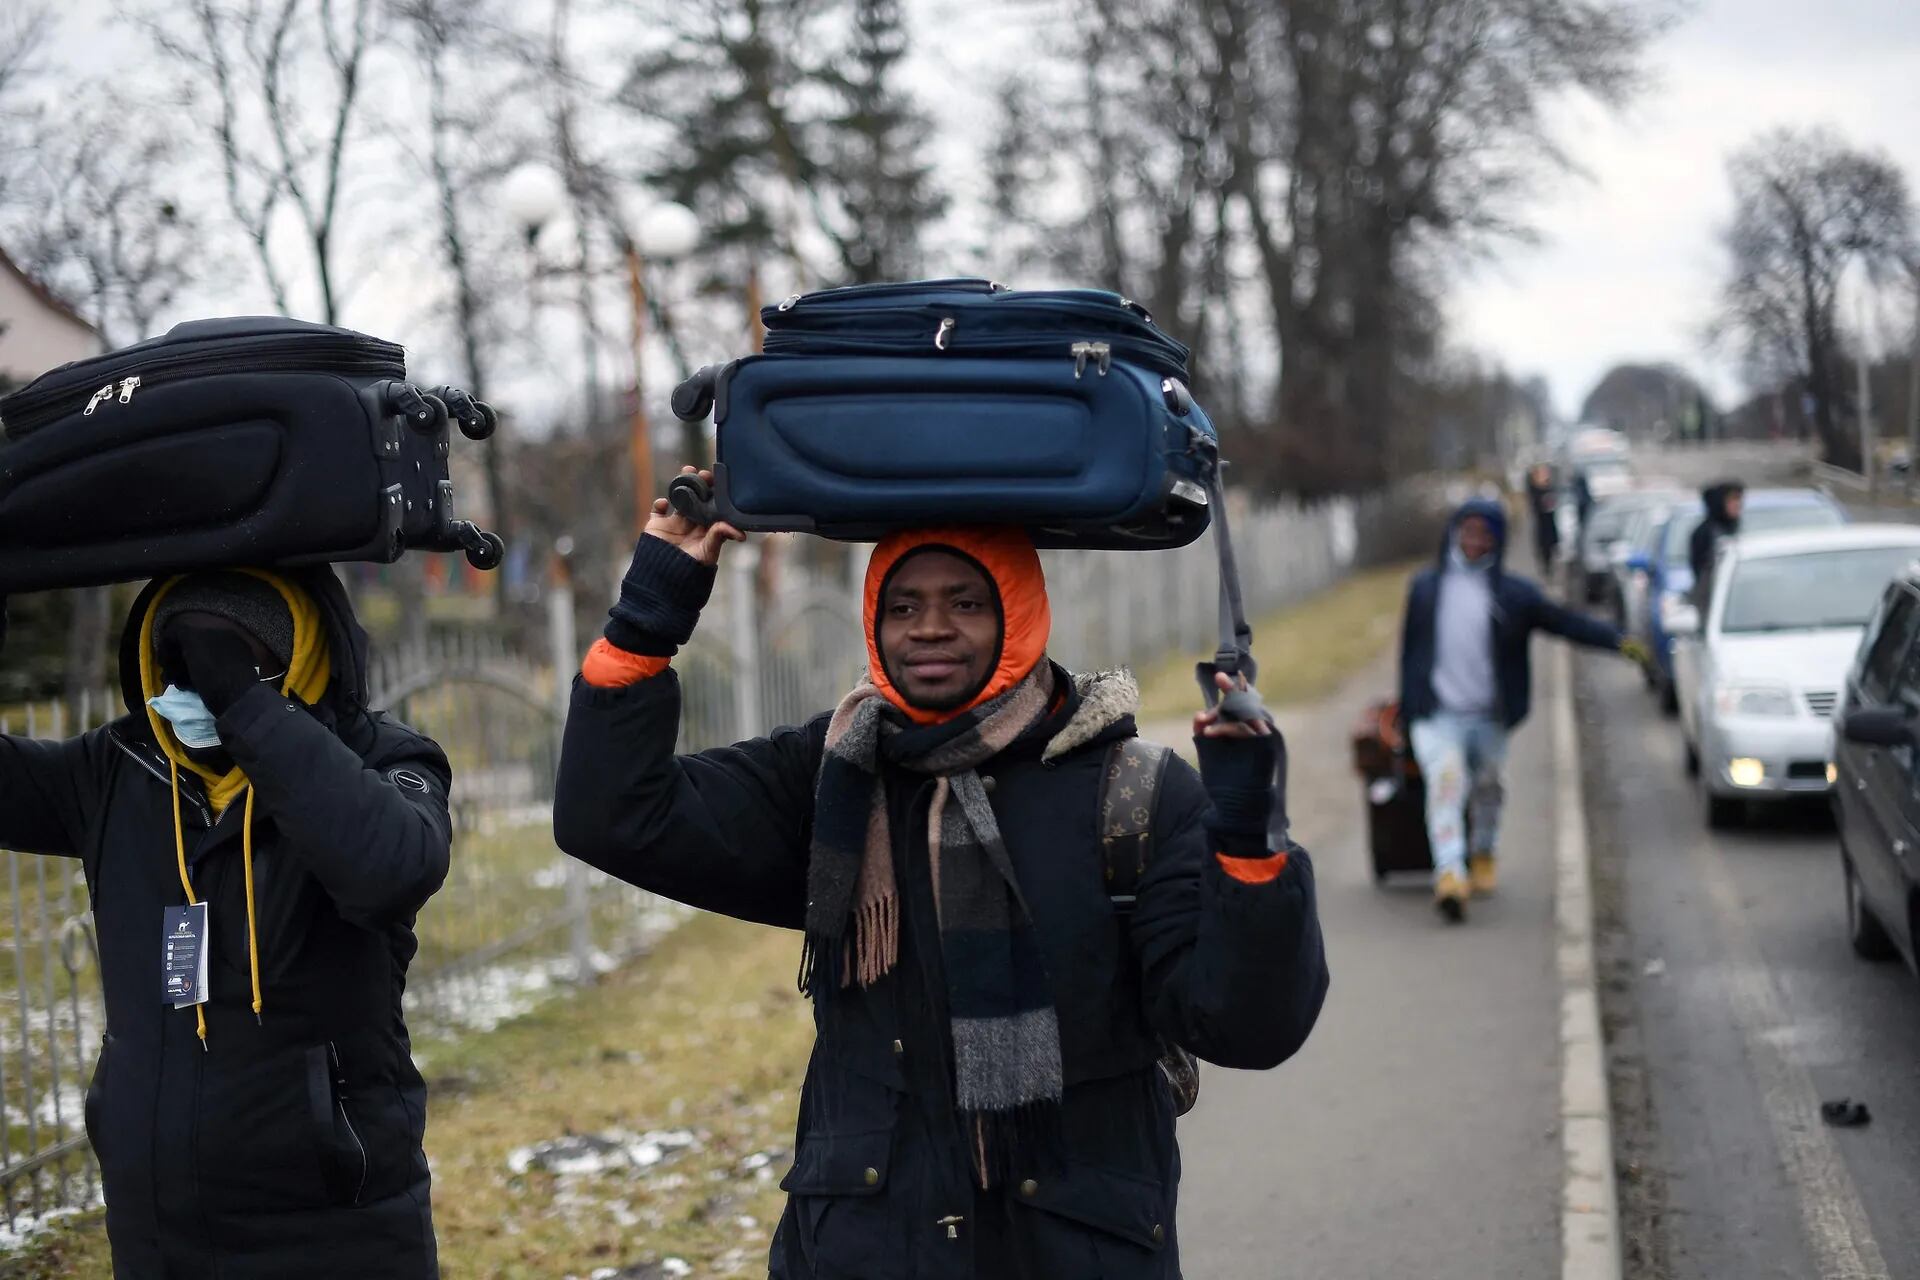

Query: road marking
[1553,645,1623,1280]
[1689,823,1892,1279]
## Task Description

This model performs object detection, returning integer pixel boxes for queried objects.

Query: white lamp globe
[628,199,702,259]
[501,163,568,232]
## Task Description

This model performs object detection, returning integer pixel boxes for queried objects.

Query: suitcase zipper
[2,338,404,437]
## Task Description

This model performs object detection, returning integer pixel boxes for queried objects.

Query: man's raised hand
[646,467,745,567]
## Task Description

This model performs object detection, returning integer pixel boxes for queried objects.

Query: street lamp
[504,162,699,538]
[502,164,569,245]
[618,196,701,538]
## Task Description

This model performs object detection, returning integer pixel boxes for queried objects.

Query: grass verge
[1135,559,1420,724]
[8,912,813,1280]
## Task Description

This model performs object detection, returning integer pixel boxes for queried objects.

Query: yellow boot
[1468,854,1498,897]
[1434,869,1469,924]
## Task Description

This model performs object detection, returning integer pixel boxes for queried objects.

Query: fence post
[731,544,764,739]
[547,561,595,985]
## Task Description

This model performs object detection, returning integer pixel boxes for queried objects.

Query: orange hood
[863,527,1052,725]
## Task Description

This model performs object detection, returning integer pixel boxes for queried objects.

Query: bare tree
[1717,126,1913,470]
[2,93,211,697]
[983,0,1663,495]
[390,0,546,609]
[10,95,205,345]
[0,1,52,181]
[132,0,382,324]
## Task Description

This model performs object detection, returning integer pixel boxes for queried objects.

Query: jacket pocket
[196,1044,329,1211]
[1012,1159,1171,1279]
[305,1043,370,1206]
[781,1128,901,1279]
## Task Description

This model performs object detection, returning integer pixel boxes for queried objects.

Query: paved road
[1145,647,1564,1280]
[1577,650,1920,1279]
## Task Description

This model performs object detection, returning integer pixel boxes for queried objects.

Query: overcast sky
[1444,0,1920,418]
[39,0,1920,423]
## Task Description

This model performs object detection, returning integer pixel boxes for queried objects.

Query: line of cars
[1583,480,1920,974]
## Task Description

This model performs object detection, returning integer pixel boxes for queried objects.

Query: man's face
[1457,516,1497,564]
[876,550,1001,711]
[1723,490,1745,521]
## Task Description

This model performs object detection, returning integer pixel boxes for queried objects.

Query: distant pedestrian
[1689,480,1745,608]
[1572,467,1596,540]
[0,568,452,1279]
[1524,462,1561,573]
[1398,499,1649,922]
[555,468,1328,1278]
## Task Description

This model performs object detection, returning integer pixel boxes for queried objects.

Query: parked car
[1631,488,1850,713]
[1573,490,1673,604]
[1673,524,1920,829]
[1834,568,1920,969]
[1607,491,1690,631]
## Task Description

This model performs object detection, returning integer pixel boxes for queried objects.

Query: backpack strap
[1100,738,1174,912]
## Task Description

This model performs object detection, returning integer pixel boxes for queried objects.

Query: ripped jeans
[1409,712,1509,880]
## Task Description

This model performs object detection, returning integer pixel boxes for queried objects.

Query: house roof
[0,244,97,338]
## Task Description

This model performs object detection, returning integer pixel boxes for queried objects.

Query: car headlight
[1659,594,1698,633]
[1714,683,1796,717]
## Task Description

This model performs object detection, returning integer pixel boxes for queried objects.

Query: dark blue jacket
[1399,498,1622,729]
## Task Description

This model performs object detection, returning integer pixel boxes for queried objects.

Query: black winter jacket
[0,569,451,1279]
[555,663,1327,1280]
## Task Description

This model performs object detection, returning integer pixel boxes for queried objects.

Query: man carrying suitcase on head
[555,469,1328,1279]
[0,568,452,1279]
[1399,498,1649,922]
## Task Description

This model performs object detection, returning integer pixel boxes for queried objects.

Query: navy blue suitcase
[0,317,503,593]
[669,279,1219,550]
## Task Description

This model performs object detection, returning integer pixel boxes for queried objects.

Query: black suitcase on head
[0,317,503,593]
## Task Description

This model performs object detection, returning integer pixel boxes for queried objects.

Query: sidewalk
[1143,647,1564,1278]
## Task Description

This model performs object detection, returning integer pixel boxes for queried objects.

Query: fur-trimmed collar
[1042,669,1140,763]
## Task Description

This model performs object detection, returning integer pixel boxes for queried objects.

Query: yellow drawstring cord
[242,788,262,1023]
[167,764,264,1042]
[168,760,209,1050]
[143,569,331,1045]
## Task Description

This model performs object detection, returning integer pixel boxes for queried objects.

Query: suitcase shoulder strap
[1099,738,1174,909]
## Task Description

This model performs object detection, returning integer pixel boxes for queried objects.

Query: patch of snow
[507,1128,700,1177]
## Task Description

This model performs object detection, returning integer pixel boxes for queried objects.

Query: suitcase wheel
[671,365,721,423]
[453,523,505,571]
[459,400,499,442]
[666,473,721,525]
[386,382,449,436]
[430,386,497,441]
[417,393,451,436]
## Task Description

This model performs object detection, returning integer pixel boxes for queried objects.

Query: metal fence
[0,492,1368,1236]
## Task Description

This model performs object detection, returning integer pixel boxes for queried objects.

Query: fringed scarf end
[965,1100,1066,1191]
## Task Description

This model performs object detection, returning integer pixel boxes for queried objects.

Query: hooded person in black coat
[555,475,1328,1280]
[0,567,452,1279]
[1689,480,1745,606]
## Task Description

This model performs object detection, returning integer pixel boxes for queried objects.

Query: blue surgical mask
[147,685,222,750]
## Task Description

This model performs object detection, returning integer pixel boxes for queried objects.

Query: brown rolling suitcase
[1351,700,1436,883]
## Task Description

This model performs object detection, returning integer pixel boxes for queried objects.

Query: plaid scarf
[804,661,1062,1186]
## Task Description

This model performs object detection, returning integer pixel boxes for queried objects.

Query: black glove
[174,622,270,717]
[605,534,720,656]
[1194,729,1290,858]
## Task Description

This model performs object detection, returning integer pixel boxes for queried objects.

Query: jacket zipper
[329,1042,370,1205]
[107,729,213,826]
[1,338,405,437]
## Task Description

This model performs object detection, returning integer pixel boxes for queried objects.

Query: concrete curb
[1552,645,1623,1280]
